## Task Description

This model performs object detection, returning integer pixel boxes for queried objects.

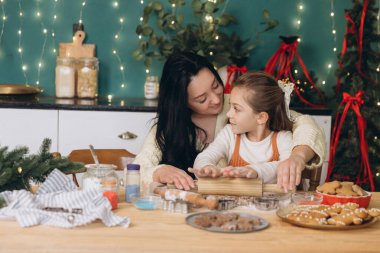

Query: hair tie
[277,80,294,120]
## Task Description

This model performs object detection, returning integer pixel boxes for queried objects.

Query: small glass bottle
[125,164,140,203]
[55,57,76,98]
[82,164,118,193]
[144,76,159,99]
[77,57,99,99]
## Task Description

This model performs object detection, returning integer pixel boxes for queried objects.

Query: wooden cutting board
[197,177,290,196]
[59,31,95,58]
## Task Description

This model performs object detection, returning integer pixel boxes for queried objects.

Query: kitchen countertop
[0,95,331,115]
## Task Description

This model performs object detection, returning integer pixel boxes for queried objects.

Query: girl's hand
[221,166,257,178]
[153,165,195,190]
[276,154,305,191]
[188,166,221,178]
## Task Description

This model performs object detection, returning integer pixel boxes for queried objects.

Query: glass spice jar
[144,75,159,99]
[55,57,76,98]
[77,57,99,99]
[82,164,119,193]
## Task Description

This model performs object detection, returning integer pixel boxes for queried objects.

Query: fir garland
[0,138,83,192]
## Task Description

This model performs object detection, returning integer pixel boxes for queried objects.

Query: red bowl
[315,190,372,208]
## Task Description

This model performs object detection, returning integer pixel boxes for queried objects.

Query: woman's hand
[277,145,315,191]
[188,165,221,178]
[276,154,305,191]
[221,166,258,178]
[153,165,195,190]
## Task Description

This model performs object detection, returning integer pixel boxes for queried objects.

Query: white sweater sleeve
[290,110,327,169]
[247,131,293,184]
[133,126,162,193]
[193,125,233,169]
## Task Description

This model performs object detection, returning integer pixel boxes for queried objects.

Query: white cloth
[194,125,293,183]
[0,169,130,228]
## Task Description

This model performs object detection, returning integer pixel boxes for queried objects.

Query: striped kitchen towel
[0,169,130,228]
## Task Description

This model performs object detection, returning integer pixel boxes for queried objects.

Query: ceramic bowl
[132,195,162,210]
[315,190,371,208]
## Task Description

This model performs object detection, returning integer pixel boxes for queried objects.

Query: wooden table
[1,193,379,253]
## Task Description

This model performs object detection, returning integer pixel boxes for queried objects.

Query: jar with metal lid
[82,164,118,193]
[144,75,159,99]
[77,57,99,99]
[55,57,76,98]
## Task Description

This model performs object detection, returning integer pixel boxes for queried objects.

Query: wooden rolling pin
[197,178,290,196]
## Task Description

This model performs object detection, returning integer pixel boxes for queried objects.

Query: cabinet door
[58,110,156,156]
[0,108,58,153]
[311,115,332,184]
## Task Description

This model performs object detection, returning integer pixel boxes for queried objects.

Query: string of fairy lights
[0,0,5,46]
[111,1,126,91]
[50,0,58,55]
[16,0,28,84]
[35,0,49,86]
[292,1,338,88]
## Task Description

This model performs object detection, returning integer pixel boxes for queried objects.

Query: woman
[134,52,326,192]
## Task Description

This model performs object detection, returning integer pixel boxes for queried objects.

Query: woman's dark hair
[156,52,224,176]
[234,71,293,132]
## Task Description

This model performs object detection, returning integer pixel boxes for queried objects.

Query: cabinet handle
[118,131,137,140]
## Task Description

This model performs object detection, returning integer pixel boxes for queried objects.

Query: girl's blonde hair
[234,71,293,131]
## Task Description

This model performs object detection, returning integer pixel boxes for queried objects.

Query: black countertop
[0,95,332,115]
[0,95,158,112]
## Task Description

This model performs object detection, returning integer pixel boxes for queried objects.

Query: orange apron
[228,132,279,167]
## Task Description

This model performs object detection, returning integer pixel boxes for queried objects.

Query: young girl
[191,71,294,183]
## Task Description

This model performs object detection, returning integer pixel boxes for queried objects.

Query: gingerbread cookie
[316,181,341,194]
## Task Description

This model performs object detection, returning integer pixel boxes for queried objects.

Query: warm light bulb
[209,51,213,56]
[22,65,27,71]
[79,19,83,24]
[52,32,55,37]
[333,47,337,52]
[113,50,117,54]
[140,0,144,4]
[54,15,57,20]
[146,69,150,74]
[53,48,56,53]
[172,4,175,7]
[36,81,40,85]
[2,16,6,21]
[330,12,334,17]
[121,84,125,88]
[376,67,380,72]
[377,102,380,106]
[119,18,124,23]
[18,30,22,35]
[108,94,113,100]
[113,2,119,7]
[297,20,301,25]
[37,12,41,17]
[140,17,143,22]
[18,48,22,53]
[297,38,301,43]
[171,20,175,25]
[328,64,332,68]
[332,29,336,34]
[138,35,142,39]
[298,5,303,10]
[114,34,119,39]
[38,62,42,67]
[322,81,326,85]
[215,35,219,40]
[43,29,47,34]
[19,12,23,16]
[294,69,298,74]
[82,2,86,6]
[120,66,124,70]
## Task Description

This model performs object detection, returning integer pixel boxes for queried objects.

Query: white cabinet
[58,110,156,156]
[0,108,58,153]
[311,115,332,184]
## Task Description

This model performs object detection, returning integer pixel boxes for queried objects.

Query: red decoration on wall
[326,91,375,191]
[264,36,324,108]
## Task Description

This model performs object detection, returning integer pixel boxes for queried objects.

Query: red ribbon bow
[264,40,324,108]
[327,90,375,191]
[224,65,248,94]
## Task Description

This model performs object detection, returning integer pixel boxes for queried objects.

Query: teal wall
[0,0,356,98]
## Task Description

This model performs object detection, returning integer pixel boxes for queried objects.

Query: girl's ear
[257,112,269,125]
